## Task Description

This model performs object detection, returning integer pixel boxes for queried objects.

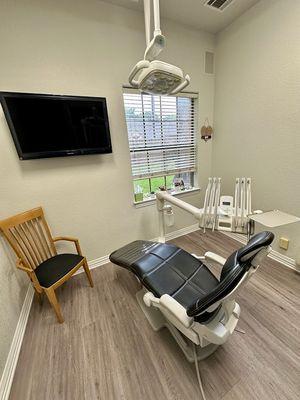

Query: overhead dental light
[128,0,190,95]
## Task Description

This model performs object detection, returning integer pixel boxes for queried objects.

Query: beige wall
[0,0,215,377]
[213,0,300,259]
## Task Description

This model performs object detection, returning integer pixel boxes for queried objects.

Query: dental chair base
[136,288,235,362]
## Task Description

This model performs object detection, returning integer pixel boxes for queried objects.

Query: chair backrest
[0,207,57,270]
[220,231,274,281]
[187,231,274,318]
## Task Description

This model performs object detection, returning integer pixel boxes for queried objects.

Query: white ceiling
[101,0,260,33]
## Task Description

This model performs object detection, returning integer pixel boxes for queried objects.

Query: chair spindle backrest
[0,207,57,270]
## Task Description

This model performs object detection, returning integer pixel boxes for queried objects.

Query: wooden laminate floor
[9,231,300,400]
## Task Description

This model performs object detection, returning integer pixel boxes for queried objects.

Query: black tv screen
[0,92,112,160]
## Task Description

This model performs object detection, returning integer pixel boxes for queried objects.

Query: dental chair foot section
[110,231,274,399]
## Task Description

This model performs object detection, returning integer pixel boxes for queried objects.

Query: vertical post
[157,195,166,243]
[153,0,162,35]
[208,177,217,229]
[247,219,255,242]
[246,177,253,242]
[233,178,240,231]
[240,178,245,228]
[143,0,151,45]
[212,178,221,231]
[246,178,252,215]
[202,177,212,233]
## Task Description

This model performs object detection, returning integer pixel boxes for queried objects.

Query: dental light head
[130,60,190,95]
[128,0,190,96]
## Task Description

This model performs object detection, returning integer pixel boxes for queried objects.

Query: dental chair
[110,231,274,362]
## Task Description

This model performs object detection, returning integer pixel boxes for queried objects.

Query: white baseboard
[163,224,199,241]
[0,285,34,400]
[74,255,110,276]
[221,231,298,272]
[88,255,110,269]
[1,224,297,399]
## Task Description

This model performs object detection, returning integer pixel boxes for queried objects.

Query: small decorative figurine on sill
[201,118,213,142]
[173,177,185,192]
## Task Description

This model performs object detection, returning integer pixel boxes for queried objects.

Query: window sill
[133,187,201,208]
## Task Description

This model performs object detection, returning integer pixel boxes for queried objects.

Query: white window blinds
[123,92,196,179]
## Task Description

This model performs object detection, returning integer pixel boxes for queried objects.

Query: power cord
[193,344,207,400]
[234,327,246,334]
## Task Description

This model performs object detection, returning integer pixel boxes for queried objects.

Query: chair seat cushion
[110,241,219,310]
[35,254,84,288]
[110,233,274,319]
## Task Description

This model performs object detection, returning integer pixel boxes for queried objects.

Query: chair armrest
[16,259,32,272]
[143,292,193,328]
[160,294,193,328]
[191,254,205,260]
[52,236,82,256]
[53,236,78,242]
[204,251,226,266]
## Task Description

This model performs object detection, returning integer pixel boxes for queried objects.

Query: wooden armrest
[53,236,79,243]
[16,259,32,272]
[52,236,82,256]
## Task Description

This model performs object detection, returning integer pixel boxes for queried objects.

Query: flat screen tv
[0,92,112,160]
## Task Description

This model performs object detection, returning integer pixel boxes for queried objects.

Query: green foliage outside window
[134,175,175,194]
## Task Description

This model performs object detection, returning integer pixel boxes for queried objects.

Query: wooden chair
[0,207,94,323]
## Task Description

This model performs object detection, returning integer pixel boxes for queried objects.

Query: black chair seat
[35,254,84,288]
[110,241,219,309]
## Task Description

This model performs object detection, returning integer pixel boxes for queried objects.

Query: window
[123,90,197,202]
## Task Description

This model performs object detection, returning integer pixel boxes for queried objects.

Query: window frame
[123,88,199,204]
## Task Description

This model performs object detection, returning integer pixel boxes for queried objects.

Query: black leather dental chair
[110,231,274,361]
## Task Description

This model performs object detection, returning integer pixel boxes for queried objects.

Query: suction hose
[192,343,207,400]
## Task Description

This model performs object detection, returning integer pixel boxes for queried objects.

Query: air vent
[204,51,214,74]
[204,0,235,12]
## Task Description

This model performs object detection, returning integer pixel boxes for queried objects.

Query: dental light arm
[128,0,190,95]
[143,0,165,61]
[144,34,165,62]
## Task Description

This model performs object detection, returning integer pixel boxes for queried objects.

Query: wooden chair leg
[29,274,43,305]
[83,259,94,288]
[44,287,64,323]
[35,290,43,305]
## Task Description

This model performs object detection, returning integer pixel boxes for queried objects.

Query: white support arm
[156,191,202,221]
[204,251,226,266]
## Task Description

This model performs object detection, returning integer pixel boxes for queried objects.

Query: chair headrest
[237,231,274,263]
